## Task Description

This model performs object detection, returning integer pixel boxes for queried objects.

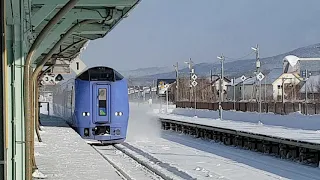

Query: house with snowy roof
[267,68,302,101]
[299,75,320,101]
[227,68,302,102]
[226,76,257,101]
[208,75,231,100]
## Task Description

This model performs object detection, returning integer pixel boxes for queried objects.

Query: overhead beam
[31,0,139,6]
[32,18,75,64]
[59,39,86,54]
[32,10,109,63]
[73,23,109,35]
[32,8,111,32]
[31,8,112,23]
[71,34,92,40]
[31,5,58,29]
[72,34,103,40]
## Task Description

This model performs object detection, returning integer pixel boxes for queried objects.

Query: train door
[92,84,111,124]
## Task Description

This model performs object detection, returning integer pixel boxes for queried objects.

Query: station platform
[34,114,122,180]
[158,113,320,145]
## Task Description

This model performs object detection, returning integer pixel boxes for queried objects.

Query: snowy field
[126,103,320,180]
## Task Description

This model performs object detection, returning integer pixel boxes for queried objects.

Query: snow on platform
[34,114,122,180]
[157,109,320,145]
[127,103,320,180]
[172,108,320,131]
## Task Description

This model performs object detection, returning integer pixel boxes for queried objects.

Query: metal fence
[176,101,320,115]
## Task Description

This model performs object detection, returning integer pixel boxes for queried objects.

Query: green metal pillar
[1,0,6,179]
[5,0,29,179]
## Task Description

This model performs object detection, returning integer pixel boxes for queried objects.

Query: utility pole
[152,79,155,100]
[210,70,213,101]
[184,58,193,102]
[282,78,285,103]
[254,44,260,74]
[252,44,260,101]
[305,69,308,103]
[217,54,225,120]
[264,76,267,102]
[173,62,179,103]
[242,81,245,101]
[166,85,169,113]
[252,44,261,113]
[233,77,236,110]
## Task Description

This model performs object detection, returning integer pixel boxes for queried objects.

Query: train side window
[98,88,107,116]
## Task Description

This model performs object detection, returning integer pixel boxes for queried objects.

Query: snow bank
[171,108,320,131]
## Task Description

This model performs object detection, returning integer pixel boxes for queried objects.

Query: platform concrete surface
[34,114,122,180]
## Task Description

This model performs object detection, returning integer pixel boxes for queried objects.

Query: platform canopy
[29,0,141,67]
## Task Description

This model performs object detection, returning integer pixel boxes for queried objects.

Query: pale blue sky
[81,0,320,71]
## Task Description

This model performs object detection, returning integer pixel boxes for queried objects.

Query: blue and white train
[53,66,129,144]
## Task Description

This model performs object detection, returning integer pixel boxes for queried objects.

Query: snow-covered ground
[159,113,320,144]
[155,106,320,144]
[34,115,123,180]
[39,101,320,179]
[126,103,320,180]
[171,108,320,131]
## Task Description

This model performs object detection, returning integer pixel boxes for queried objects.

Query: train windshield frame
[76,66,124,81]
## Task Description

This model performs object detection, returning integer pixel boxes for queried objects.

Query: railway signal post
[256,72,265,115]
[191,73,198,116]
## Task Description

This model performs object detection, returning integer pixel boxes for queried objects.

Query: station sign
[70,57,87,75]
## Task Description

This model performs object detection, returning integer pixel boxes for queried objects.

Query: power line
[224,51,255,62]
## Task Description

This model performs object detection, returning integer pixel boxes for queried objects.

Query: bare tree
[314,77,320,102]
[306,80,316,102]
[169,77,216,102]
[284,84,301,102]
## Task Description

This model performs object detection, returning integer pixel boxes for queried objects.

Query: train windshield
[77,66,124,81]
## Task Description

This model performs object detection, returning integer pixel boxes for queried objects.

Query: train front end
[74,66,129,144]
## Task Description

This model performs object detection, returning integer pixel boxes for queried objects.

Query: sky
[81,0,320,71]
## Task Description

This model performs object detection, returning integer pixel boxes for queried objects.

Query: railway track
[92,143,191,180]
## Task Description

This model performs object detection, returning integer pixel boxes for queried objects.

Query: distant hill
[127,43,320,85]
[119,66,173,78]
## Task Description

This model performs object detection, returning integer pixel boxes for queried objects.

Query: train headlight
[115,129,121,136]
[82,112,90,116]
[115,112,123,116]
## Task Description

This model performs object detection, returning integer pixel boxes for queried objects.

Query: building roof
[283,55,300,67]
[242,77,256,85]
[211,75,231,83]
[263,68,283,84]
[226,76,245,86]
[227,68,302,87]
[300,75,320,93]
